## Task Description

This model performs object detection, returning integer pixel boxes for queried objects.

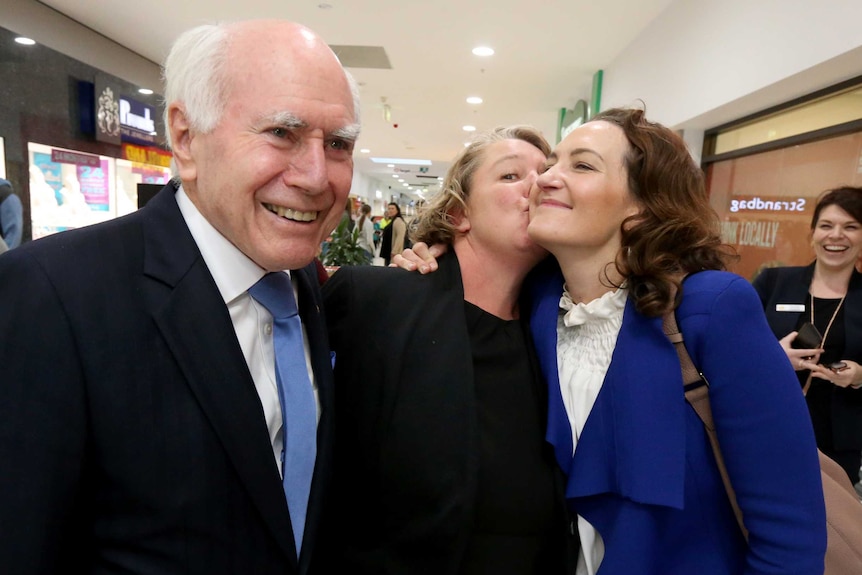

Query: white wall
[603,0,862,130]
[349,170,379,204]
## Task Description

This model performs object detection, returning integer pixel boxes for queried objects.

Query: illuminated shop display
[27,142,171,239]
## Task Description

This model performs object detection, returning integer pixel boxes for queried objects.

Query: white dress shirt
[556,286,627,575]
[175,186,319,476]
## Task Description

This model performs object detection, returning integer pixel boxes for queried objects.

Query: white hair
[162,22,360,150]
[161,23,230,149]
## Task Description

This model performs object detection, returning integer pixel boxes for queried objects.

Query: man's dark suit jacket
[0,183,334,575]
[314,254,574,574]
[752,263,862,449]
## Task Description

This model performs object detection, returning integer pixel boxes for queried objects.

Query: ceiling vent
[330,45,392,69]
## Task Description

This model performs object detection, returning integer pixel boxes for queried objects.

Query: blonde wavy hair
[412,125,550,246]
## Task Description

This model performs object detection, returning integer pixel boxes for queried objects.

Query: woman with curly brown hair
[526,107,826,574]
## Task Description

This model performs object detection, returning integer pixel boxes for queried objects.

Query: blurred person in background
[753,185,862,486]
[355,203,375,262]
[379,201,407,265]
[0,178,23,250]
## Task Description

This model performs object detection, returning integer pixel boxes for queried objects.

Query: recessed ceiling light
[472,46,494,57]
[371,157,432,166]
[466,96,483,105]
[360,148,370,153]
[462,125,476,132]
[391,174,399,178]
[138,88,154,95]
[437,177,444,181]
[386,164,395,168]
[15,37,36,46]
[375,190,383,199]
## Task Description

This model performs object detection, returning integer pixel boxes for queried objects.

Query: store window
[27,142,171,239]
[704,77,862,281]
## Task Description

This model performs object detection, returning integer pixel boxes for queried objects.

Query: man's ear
[168,104,197,182]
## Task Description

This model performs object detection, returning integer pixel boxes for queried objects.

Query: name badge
[776,304,806,312]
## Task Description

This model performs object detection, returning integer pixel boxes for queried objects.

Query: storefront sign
[94,74,122,146]
[729,196,807,213]
[51,148,101,167]
[720,220,780,248]
[119,97,158,145]
[557,100,589,144]
[122,143,172,168]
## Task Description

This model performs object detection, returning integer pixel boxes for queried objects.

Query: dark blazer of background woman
[752,263,862,451]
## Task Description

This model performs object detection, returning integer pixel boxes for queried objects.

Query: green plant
[321,218,372,266]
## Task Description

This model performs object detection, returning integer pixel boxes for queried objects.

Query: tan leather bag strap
[662,309,749,540]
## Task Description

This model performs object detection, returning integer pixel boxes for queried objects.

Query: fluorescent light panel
[371,157,432,166]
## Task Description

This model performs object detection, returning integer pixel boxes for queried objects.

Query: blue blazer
[0,183,334,575]
[528,267,826,575]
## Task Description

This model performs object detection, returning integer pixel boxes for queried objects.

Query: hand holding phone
[828,361,849,373]
[792,322,823,350]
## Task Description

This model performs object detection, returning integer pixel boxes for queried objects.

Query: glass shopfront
[1,24,170,244]
[704,78,862,280]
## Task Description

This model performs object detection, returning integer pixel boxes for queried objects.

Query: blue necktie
[248,272,317,555]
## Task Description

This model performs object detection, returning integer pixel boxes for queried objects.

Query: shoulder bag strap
[662,308,749,540]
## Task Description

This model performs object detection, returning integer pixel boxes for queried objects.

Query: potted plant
[321,218,372,268]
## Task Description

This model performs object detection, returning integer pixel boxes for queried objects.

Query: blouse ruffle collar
[559,285,628,327]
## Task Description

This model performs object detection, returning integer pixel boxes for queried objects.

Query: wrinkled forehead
[225,21,353,108]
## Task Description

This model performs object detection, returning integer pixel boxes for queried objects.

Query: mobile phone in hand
[792,322,823,350]
[828,361,848,372]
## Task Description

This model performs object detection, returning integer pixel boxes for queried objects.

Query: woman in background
[379,201,407,265]
[752,186,862,485]
[355,203,376,262]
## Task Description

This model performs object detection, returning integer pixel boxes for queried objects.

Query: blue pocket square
[330,351,336,369]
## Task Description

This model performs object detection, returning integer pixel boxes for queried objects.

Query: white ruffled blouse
[556,285,628,575]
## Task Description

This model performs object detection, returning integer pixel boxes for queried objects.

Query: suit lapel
[141,185,298,566]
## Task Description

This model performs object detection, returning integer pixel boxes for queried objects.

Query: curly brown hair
[593,107,737,316]
[412,125,551,246]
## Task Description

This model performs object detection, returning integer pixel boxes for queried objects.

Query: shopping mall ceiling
[37,0,675,199]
